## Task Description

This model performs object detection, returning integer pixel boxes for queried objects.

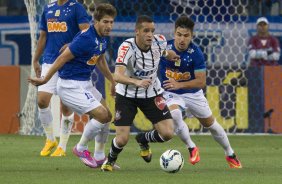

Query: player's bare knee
[116,136,128,147]
[37,98,49,109]
[160,130,174,141]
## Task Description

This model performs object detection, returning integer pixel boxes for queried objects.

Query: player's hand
[135,79,152,89]
[33,61,41,78]
[28,76,46,86]
[163,78,180,90]
[166,50,180,62]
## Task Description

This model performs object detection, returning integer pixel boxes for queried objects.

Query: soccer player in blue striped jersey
[159,16,242,169]
[33,0,89,157]
[29,3,119,169]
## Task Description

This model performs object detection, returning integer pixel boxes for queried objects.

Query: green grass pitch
[0,134,281,184]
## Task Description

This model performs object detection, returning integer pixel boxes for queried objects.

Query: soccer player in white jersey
[159,16,242,168]
[101,15,180,171]
[33,0,89,157]
[29,3,120,169]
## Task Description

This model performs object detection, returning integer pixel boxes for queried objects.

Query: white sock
[171,109,196,148]
[207,119,234,156]
[94,122,110,160]
[38,107,55,141]
[58,113,74,151]
[77,119,105,152]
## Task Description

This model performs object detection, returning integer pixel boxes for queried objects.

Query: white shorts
[163,90,212,119]
[38,63,58,95]
[57,78,103,115]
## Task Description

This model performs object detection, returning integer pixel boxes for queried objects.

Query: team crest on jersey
[154,96,166,110]
[115,110,121,121]
[87,55,99,65]
[55,10,60,17]
[188,48,195,54]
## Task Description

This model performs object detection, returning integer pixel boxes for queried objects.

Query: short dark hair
[135,15,154,29]
[93,3,117,21]
[175,16,195,32]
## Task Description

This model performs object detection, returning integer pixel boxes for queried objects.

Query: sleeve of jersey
[116,42,132,66]
[75,3,90,24]
[194,47,206,72]
[39,8,47,31]
[69,33,90,58]
[272,36,281,52]
[155,34,167,53]
[247,37,257,50]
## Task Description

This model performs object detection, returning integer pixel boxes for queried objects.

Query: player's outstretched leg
[207,119,242,168]
[170,108,200,165]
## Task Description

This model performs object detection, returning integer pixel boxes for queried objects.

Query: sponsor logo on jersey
[69,2,76,6]
[165,69,191,81]
[134,68,157,77]
[87,55,100,65]
[55,10,60,16]
[47,21,68,32]
[47,10,53,14]
[117,45,129,63]
[154,96,166,110]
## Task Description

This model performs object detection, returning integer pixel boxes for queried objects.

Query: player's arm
[79,23,90,31]
[248,37,268,60]
[268,37,281,61]
[32,30,47,77]
[96,54,116,96]
[28,47,74,86]
[114,66,152,89]
[164,71,206,90]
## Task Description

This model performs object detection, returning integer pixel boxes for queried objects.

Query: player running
[159,16,242,168]
[29,3,119,169]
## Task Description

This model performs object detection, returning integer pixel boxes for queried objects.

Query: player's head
[174,16,194,52]
[93,3,117,36]
[256,17,269,36]
[135,15,155,49]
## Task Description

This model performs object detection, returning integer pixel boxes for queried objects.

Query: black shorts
[114,93,172,126]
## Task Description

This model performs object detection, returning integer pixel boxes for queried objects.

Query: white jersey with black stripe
[115,34,167,98]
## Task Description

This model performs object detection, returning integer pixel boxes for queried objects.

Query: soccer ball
[160,149,184,173]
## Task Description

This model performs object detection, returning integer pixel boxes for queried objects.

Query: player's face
[257,22,268,35]
[136,22,155,49]
[174,27,193,52]
[95,15,115,36]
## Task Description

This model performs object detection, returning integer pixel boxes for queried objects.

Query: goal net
[22,0,252,135]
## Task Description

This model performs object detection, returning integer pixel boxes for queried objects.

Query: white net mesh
[20,0,49,135]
